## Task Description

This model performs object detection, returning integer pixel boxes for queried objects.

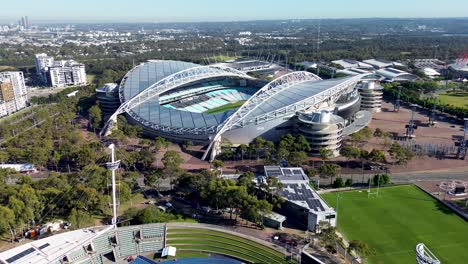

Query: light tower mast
[394,86,402,112]
[106,144,121,229]
[406,104,418,140]
[458,118,468,160]
[429,98,438,126]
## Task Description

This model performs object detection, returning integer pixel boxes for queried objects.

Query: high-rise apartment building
[0,71,28,118]
[34,53,87,87]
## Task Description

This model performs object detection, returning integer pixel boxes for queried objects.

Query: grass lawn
[204,101,245,114]
[322,185,468,264]
[0,66,18,71]
[209,55,239,62]
[438,91,468,109]
[87,74,96,84]
[166,228,287,263]
[117,193,145,215]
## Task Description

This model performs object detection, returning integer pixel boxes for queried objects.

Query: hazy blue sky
[1,0,468,23]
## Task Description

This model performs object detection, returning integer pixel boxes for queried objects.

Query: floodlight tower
[405,104,418,139]
[106,144,121,229]
[457,118,468,160]
[428,98,438,126]
[394,86,402,112]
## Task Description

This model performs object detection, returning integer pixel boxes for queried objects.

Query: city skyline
[1,0,468,23]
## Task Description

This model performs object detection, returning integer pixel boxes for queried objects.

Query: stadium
[103,60,373,159]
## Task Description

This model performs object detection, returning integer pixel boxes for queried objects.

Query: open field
[438,91,468,109]
[204,101,245,114]
[209,55,240,62]
[87,74,96,84]
[0,66,18,71]
[322,185,468,264]
[166,228,288,264]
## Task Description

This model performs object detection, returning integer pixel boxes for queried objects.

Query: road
[330,167,468,185]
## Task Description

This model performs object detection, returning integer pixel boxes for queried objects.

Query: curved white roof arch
[101,65,254,136]
[202,71,322,160]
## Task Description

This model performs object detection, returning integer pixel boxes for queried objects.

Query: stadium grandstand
[0,223,287,264]
[101,59,376,160]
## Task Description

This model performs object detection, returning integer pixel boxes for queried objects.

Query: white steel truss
[202,71,323,160]
[102,65,253,135]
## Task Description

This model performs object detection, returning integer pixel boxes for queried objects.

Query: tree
[88,104,102,130]
[162,150,184,189]
[69,208,93,229]
[294,135,312,152]
[135,206,175,224]
[211,160,224,176]
[319,164,341,185]
[345,178,353,187]
[138,148,155,168]
[305,168,317,180]
[319,148,333,164]
[351,127,373,145]
[348,240,375,256]
[333,177,345,188]
[389,143,414,165]
[340,146,361,166]
[237,144,249,160]
[0,206,15,240]
[372,174,391,186]
[288,151,309,166]
[368,149,387,163]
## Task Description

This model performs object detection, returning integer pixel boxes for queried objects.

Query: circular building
[357,81,383,113]
[296,110,345,157]
[105,60,370,159]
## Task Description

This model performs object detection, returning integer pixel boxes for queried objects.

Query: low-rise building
[0,71,28,118]
[376,67,417,82]
[260,166,337,232]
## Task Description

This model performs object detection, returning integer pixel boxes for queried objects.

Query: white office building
[34,53,54,76]
[47,61,87,87]
[0,71,28,118]
[34,53,87,87]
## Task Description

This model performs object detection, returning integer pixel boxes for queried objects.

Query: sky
[1,0,468,23]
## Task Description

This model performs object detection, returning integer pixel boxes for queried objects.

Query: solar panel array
[5,247,35,263]
[280,183,325,212]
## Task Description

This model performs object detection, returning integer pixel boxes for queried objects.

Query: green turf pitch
[322,185,468,264]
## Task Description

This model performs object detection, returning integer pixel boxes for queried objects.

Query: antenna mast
[106,144,121,229]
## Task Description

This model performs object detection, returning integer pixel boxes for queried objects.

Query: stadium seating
[67,247,88,262]
[91,234,113,254]
[117,229,139,257]
[163,87,255,113]
[141,223,165,239]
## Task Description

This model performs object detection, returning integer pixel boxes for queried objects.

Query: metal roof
[119,60,243,133]
[242,77,355,122]
[117,60,360,136]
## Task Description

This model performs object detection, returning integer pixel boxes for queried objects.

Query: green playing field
[322,185,468,264]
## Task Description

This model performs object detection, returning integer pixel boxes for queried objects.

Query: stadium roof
[0,226,111,264]
[119,60,245,134]
[241,76,355,122]
[114,60,360,136]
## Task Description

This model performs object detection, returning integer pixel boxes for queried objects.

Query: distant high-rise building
[34,53,87,87]
[0,72,28,118]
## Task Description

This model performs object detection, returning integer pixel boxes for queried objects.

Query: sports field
[322,185,468,264]
[438,91,468,109]
[204,101,245,114]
